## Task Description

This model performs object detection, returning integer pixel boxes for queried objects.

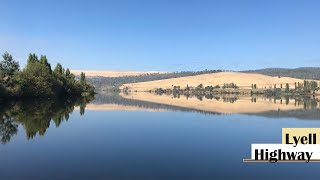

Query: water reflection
[0,96,93,144]
[1,92,320,144]
[92,92,320,120]
[0,115,18,144]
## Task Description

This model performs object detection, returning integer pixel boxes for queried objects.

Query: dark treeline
[0,52,94,99]
[242,67,320,80]
[153,82,240,97]
[0,96,93,144]
[87,69,227,90]
[151,79,319,97]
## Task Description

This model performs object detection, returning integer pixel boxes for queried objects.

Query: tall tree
[0,52,20,87]
[40,55,52,73]
[20,56,54,97]
[27,53,38,64]
[53,63,64,75]
[80,72,86,83]
[285,83,290,93]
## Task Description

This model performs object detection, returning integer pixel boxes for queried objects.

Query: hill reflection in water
[1,92,319,144]
[91,92,320,120]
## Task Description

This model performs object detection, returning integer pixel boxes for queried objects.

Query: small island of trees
[0,52,94,100]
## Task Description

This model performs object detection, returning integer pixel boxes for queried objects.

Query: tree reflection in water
[0,96,94,144]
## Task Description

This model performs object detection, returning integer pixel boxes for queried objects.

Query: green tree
[40,55,52,74]
[1,52,94,98]
[285,83,290,93]
[186,84,190,91]
[205,85,214,91]
[20,57,54,97]
[65,68,71,78]
[27,53,39,64]
[80,72,86,83]
[53,63,64,75]
[0,52,20,87]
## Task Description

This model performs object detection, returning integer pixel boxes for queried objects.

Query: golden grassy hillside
[71,70,166,77]
[121,72,318,91]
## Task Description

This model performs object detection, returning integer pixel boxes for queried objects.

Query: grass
[121,72,320,92]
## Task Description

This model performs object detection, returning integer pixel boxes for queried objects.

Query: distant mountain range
[242,67,320,80]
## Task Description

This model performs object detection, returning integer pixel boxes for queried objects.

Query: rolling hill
[121,72,319,91]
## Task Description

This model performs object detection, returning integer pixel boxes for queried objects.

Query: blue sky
[1,0,320,71]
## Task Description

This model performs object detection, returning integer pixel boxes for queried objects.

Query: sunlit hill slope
[121,72,319,91]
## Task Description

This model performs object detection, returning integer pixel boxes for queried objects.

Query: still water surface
[1,93,320,179]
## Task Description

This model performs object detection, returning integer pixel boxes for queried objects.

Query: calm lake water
[1,93,320,180]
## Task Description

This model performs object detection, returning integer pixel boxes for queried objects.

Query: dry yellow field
[121,72,319,91]
[71,70,166,77]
